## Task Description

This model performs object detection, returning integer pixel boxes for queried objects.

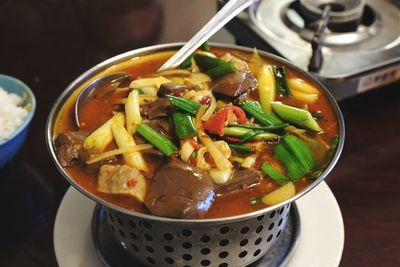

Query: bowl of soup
[46,43,344,266]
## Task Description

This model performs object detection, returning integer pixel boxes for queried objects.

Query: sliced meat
[216,168,262,195]
[98,164,147,202]
[55,131,88,167]
[144,160,215,219]
[141,98,171,119]
[212,71,257,99]
[147,118,175,139]
[157,82,199,97]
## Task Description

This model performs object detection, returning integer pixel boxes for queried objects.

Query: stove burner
[283,0,381,45]
[300,0,365,32]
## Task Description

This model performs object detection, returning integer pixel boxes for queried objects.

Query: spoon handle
[157,0,257,71]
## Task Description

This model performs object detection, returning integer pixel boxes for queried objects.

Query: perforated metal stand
[91,204,300,267]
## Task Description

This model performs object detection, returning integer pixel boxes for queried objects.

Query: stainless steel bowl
[46,43,345,267]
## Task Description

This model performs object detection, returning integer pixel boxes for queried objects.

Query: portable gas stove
[219,0,400,99]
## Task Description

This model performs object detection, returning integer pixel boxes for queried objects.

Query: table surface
[0,1,399,267]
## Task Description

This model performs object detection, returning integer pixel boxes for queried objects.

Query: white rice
[0,87,29,141]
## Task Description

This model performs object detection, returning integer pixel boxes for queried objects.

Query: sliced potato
[288,78,319,94]
[262,182,295,206]
[83,113,124,153]
[291,89,319,104]
[112,117,148,172]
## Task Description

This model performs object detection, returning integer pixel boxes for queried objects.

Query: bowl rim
[0,74,36,146]
[45,42,345,223]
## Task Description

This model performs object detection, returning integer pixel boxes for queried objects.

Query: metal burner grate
[102,204,292,266]
[92,203,301,267]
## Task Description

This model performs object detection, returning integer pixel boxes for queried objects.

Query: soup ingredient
[282,134,315,171]
[261,163,291,185]
[237,100,282,126]
[86,144,153,165]
[271,102,321,131]
[203,106,247,136]
[194,54,235,79]
[166,95,201,115]
[216,167,262,195]
[141,98,172,119]
[55,131,87,167]
[112,117,148,172]
[273,66,291,97]
[172,112,198,139]
[274,143,307,180]
[136,124,178,156]
[158,83,198,97]
[212,71,257,98]
[288,78,319,94]
[257,65,276,113]
[125,90,142,135]
[144,160,215,219]
[0,87,29,141]
[262,182,295,205]
[83,113,124,153]
[98,164,146,202]
[228,144,255,154]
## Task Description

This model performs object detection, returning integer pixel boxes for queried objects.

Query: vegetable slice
[111,118,149,172]
[228,144,254,154]
[273,66,291,97]
[282,134,315,172]
[166,95,201,115]
[172,112,198,139]
[136,124,178,156]
[237,100,282,126]
[125,90,141,135]
[203,106,247,136]
[206,62,235,79]
[271,101,322,131]
[261,163,292,184]
[262,182,295,205]
[257,65,276,113]
[83,113,124,153]
[274,143,307,180]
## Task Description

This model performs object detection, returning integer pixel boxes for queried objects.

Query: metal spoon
[158,0,257,71]
[75,0,256,127]
[74,72,129,128]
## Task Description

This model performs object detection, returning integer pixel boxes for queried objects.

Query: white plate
[54,181,344,267]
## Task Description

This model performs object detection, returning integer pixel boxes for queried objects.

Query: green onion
[136,124,178,156]
[274,143,307,180]
[271,101,321,131]
[273,66,291,97]
[166,95,201,115]
[206,62,235,79]
[223,127,252,137]
[228,123,289,131]
[237,100,282,126]
[240,129,264,143]
[172,112,198,139]
[282,134,315,172]
[202,41,210,51]
[228,144,255,154]
[194,54,228,70]
[261,163,292,184]
[178,54,193,69]
[252,132,280,141]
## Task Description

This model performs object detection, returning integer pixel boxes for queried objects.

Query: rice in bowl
[0,87,30,141]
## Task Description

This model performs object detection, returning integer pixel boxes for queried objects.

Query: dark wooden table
[0,1,399,266]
